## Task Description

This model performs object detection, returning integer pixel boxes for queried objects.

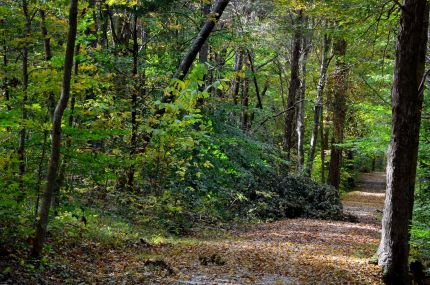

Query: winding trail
[150,172,386,284]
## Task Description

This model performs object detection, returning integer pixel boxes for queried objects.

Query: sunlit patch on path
[153,172,386,284]
[44,173,386,284]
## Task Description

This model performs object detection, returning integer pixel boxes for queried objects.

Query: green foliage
[1,0,427,274]
[411,202,430,263]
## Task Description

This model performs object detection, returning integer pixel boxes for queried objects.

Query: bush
[249,175,344,221]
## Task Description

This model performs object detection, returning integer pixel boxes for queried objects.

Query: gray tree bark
[327,38,348,190]
[284,10,302,160]
[378,0,428,283]
[296,16,311,173]
[32,0,79,258]
[305,33,331,177]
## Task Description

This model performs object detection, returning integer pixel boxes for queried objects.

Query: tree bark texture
[199,2,211,66]
[18,0,31,195]
[305,33,331,177]
[231,48,243,104]
[284,10,302,160]
[172,0,230,84]
[247,49,262,109]
[378,1,428,284]
[327,38,348,190]
[126,10,139,190]
[296,16,310,173]
[33,0,78,258]
[240,61,250,131]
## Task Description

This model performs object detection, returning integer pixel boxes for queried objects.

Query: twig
[418,69,430,97]
[251,99,313,134]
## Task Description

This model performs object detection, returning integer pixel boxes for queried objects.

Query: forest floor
[3,172,386,285]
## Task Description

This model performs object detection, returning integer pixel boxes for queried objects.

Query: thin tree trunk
[171,0,230,83]
[296,17,310,173]
[34,130,48,223]
[39,9,52,61]
[327,38,348,190]
[89,0,98,48]
[320,104,326,183]
[18,0,31,196]
[198,2,211,96]
[35,8,54,216]
[2,44,11,125]
[378,1,428,283]
[247,49,262,109]
[240,64,250,131]
[284,10,302,160]
[69,43,80,127]
[40,9,55,119]
[199,2,211,66]
[126,9,139,190]
[276,60,286,110]
[32,0,78,258]
[231,48,243,104]
[99,1,109,48]
[156,0,229,112]
[305,33,331,177]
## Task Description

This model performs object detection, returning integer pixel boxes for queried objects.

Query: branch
[251,99,313,134]
[418,68,430,97]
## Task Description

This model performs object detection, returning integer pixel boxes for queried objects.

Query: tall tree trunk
[171,0,230,83]
[327,38,348,190]
[39,9,55,117]
[198,2,211,95]
[69,43,80,127]
[32,0,78,258]
[18,0,31,196]
[214,48,227,97]
[240,63,250,131]
[231,48,243,104]
[157,0,229,109]
[2,44,11,127]
[320,105,326,183]
[296,17,310,173]
[39,9,52,61]
[99,1,109,49]
[247,49,262,109]
[276,60,286,110]
[88,0,98,48]
[127,9,139,190]
[305,33,331,177]
[284,10,302,160]
[142,0,230,153]
[378,1,428,283]
[35,8,54,215]
[199,2,211,66]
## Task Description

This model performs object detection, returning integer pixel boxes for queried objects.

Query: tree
[327,37,348,190]
[32,0,79,258]
[17,0,31,196]
[378,0,429,283]
[296,15,311,173]
[284,10,303,160]
[305,32,332,177]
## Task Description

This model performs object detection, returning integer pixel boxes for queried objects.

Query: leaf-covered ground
[3,173,386,284]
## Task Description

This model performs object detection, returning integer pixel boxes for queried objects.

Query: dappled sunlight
[27,173,386,284]
[157,173,386,284]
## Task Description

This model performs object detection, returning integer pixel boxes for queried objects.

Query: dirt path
[36,173,386,285]
[140,172,386,284]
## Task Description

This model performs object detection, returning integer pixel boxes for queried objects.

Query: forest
[0,0,430,284]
